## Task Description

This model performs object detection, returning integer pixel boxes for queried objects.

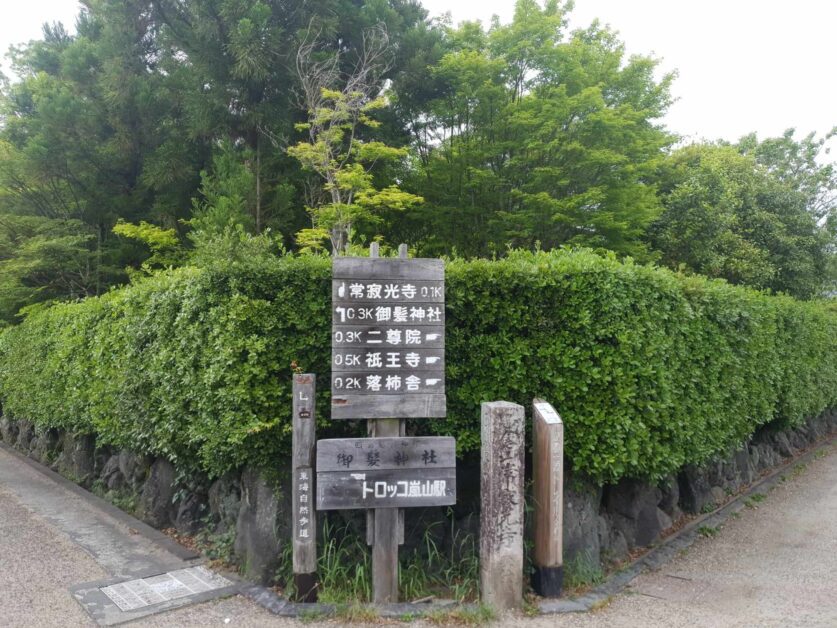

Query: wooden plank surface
[331,393,446,420]
[291,374,317,596]
[332,348,444,372]
[316,468,456,510]
[531,399,564,597]
[317,437,455,472]
[333,257,444,281]
[369,414,401,603]
[332,371,444,394]
[332,280,444,302]
[332,304,444,326]
[332,326,444,348]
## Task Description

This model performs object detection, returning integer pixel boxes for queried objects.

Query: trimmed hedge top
[0,250,835,483]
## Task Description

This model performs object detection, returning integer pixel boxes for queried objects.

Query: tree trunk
[255,137,262,234]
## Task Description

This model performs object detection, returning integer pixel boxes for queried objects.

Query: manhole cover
[100,566,232,611]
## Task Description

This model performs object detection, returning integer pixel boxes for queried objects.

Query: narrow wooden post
[369,242,405,604]
[480,401,525,611]
[531,399,564,597]
[292,373,317,602]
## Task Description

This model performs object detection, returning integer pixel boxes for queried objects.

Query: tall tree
[392,0,675,258]
[288,25,422,254]
[649,143,834,299]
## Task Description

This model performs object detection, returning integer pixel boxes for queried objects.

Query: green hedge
[0,250,835,483]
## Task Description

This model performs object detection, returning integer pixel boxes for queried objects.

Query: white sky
[2,0,836,145]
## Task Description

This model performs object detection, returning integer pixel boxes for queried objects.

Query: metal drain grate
[100,566,232,611]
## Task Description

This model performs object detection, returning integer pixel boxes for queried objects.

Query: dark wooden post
[292,373,317,602]
[531,399,564,597]
[369,242,405,604]
[480,401,525,611]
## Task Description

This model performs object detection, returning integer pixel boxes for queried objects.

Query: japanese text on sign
[334,281,444,302]
[331,257,446,420]
[296,469,312,539]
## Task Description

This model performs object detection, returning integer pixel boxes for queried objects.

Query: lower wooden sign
[316,436,456,510]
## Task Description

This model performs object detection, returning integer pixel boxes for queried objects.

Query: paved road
[522,442,837,628]
[0,442,834,627]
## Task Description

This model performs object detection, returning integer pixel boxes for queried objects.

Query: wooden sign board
[331,257,446,420]
[316,437,456,510]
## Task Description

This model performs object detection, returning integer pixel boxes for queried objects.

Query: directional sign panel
[331,257,446,420]
[316,437,456,510]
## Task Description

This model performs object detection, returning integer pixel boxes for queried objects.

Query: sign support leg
[371,417,402,603]
[369,244,406,604]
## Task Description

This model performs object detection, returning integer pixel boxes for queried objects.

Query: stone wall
[1,408,834,585]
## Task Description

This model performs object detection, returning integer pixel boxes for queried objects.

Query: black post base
[532,565,563,598]
[293,572,319,603]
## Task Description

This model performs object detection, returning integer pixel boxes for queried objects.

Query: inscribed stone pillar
[480,401,525,610]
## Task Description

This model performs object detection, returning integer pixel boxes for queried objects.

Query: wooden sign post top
[331,254,446,420]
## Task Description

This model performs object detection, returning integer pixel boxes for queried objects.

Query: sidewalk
[0,445,282,627]
[0,441,835,627]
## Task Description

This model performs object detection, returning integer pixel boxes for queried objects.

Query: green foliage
[112,220,184,274]
[0,250,835,484]
[399,518,480,602]
[288,33,424,254]
[316,519,372,604]
[650,142,835,299]
[0,213,102,322]
[563,550,605,589]
[1,0,833,316]
[395,1,675,258]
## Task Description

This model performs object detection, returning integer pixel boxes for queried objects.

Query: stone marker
[292,373,317,602]
[531,399,564,597]
[480,401,525,611]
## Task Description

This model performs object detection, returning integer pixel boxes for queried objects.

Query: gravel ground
[0,444,834,627]
[0,483,105,628]
[517,443,837,628]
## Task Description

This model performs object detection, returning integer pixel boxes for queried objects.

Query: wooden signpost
[531,399,564,598]
[292,374,317,602]
[330,244,446,420]
[314,243,453,604]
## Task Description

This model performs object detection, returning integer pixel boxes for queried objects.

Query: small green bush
[0,250,834,483]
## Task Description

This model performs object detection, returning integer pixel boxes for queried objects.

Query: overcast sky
[2,0,835,146]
